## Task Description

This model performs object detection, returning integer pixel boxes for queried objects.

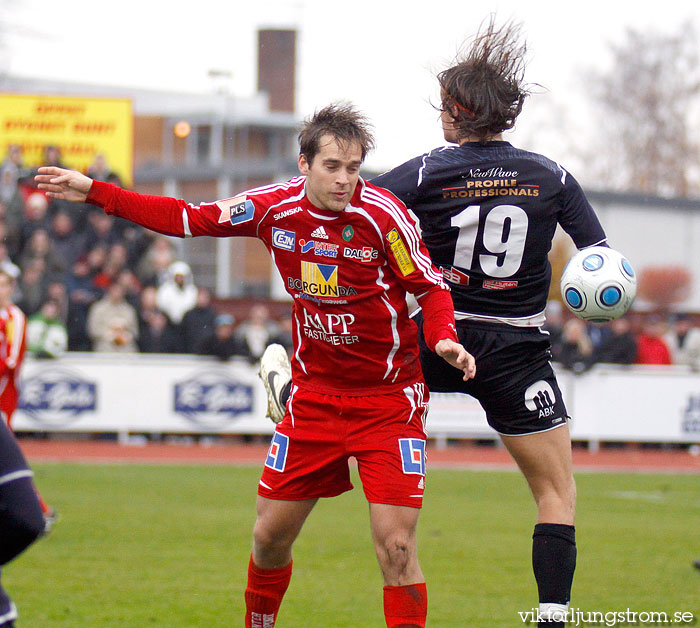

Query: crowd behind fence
[2,144,700,374]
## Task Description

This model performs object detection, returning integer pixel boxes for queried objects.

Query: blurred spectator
[138,309,182,353]
[19,228,66,280]
[136,236,176,287]
[269,317,294,353]
[92,243,129,291]
[85,244,109,287]
[635,315,672,365]
[0,243,20,281]
[235,303,281,362]
[86,283,139,352]
[26,299,68,359]
[156,261,197,326]
[86,210,120,250]
[0,225,19,277]
[0,172,24,258]
[664,313,700,371]
[586,320,613,354]
[0,166,24,247]
[0,144,27,181]
[49,209,88,269]
[17,258,48,316]
[137,285,159,322]
[114,268,142,310]
[19,191,51,252]
[590,318,638,365]
[181,286,217,353]
[543,300,565,355]
[0,168,18,205]
[65,257,101,351]
[46,280,69,323]
[87,154,116,182]
[43,145,67,170]
[197,314,247,360]
[552,318,593,373]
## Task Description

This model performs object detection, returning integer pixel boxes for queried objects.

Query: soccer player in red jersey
[0,269,26,430]
[0,269,55,528]
[36,104,476,628]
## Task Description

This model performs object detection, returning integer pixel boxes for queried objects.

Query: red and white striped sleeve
[86,180,264,238]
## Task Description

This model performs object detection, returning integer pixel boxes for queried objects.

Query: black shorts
[414,313,569,436]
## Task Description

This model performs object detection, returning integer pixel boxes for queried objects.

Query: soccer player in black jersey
[371,19,607,627]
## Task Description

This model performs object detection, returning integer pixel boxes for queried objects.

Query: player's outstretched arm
[435,338,476,381]
[34,167,93,203]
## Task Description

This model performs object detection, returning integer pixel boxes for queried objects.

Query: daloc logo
[19,368,97,426]
[174,371,254,428]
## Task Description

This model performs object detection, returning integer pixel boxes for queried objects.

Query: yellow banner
[0,94,133,186]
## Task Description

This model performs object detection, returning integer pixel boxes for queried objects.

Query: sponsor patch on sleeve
[216,195,255,226]
[385,228,416,276]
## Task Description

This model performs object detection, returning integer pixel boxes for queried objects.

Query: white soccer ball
[560,246,637,322]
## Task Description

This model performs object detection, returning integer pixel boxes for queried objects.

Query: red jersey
[87,177,458,394]
[0,304,27,424]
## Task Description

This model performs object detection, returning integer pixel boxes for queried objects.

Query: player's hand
[435,338,476,381]
[34,167,93,203]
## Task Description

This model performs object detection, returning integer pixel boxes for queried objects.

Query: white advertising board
[11,355,700,444]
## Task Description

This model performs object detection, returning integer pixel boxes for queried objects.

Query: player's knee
[252,519,295,556]
[377,531,414,572]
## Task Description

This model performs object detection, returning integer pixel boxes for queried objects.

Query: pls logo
[19,368,97,426]
[175,371,254,427]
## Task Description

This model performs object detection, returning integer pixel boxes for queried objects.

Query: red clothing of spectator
[635,333,672,365]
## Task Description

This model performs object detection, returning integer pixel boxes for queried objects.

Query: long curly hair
[438,17,530,143]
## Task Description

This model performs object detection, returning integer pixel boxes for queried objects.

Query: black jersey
[372,141,607,325]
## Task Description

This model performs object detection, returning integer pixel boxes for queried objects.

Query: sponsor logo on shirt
[310,226,329,239]
[440,266,470,285]
[216,195,255,225]
[399,438,426,476]
[287,262,358,299]
[301,310,359,345]
[273,206,303,221]
[343,246,378,263]
[466,167,519,178]
[299,239,339,258]
[385,228,416,276]
[265,432,289,472]
[482,279,518,290]
[271,228,295,251]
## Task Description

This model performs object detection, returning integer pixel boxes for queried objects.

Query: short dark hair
[298,103,375,164]
[438,17,530,143]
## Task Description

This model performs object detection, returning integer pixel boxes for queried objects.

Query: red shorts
[258,383,429,508]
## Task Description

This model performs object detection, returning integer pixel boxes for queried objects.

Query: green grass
[4,464,699,627]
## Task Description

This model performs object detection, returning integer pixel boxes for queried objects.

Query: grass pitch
[5,462,699,627]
